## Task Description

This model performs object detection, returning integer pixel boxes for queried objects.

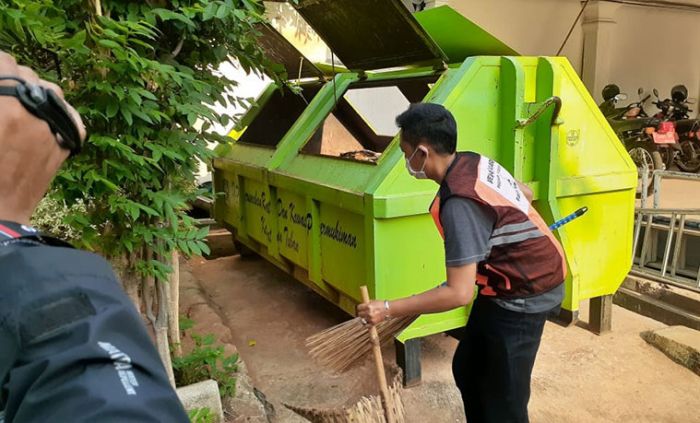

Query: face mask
[405,147,428,179]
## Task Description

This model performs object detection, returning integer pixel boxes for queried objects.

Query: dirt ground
[185,254,700,423]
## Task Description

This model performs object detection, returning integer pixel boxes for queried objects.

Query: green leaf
[103,29,121,39]
[66,30,87,49]
[137,88,158,101]
[189,240,202,256]
[129,38,156,51]
[120,107,133,126]
[136,203,159,217]
[216,4,229,19]
[127,103,153,124]
[97,39,121,49]
[123,238,134,253]
[152,8,196,27]
[128,90,143,106]
[94,175,119,192]
[203,3,218,21]
[198,241,211,256]
[178,239,191,255]
[106,101,119,118]
[196,225,209,239]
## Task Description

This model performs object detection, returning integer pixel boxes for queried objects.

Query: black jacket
[0,224,188,422]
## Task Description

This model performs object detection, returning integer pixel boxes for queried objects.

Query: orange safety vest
[430,152,567,298]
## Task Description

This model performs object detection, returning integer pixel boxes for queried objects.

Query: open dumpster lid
[414,6,518,61]
[256,23,324,80]
[293,0,447,71]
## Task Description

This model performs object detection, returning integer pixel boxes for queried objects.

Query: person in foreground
[357,103,567,423]
[0,51,188,422]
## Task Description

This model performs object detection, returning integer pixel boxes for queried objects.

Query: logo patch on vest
[478,159,530,214]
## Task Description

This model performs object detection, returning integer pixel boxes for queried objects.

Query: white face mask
[405,147,428,179]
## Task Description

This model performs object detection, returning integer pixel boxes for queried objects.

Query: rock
[224,360,271,423]
[177,379,224,422]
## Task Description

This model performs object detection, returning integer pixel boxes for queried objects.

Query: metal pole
[632,212,644,263]
[670,214,686,277]
[639,212,654,268]
[661,213,676,277]
[653,171,662,209]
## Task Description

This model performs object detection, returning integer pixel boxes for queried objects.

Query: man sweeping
[357,103,566,423]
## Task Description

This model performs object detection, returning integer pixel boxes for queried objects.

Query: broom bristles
[306,315,418,373]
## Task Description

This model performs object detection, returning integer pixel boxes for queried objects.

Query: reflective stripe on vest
[491,221,536,236]
[488,227,545,248]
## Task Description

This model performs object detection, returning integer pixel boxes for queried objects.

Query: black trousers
[452,297,550,423]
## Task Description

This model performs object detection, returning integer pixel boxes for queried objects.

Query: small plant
[31,195,87,242]
[187,407,215,423]
[173,323,238,399]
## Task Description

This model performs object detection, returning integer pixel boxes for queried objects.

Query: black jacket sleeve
[0,244,189,423]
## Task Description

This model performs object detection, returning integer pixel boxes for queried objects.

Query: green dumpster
[213,1,637,379]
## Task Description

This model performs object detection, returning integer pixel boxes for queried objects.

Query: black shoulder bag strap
[0,76,82,155]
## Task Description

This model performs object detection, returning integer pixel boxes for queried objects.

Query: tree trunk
[115,252,142,312]
[143,246,176,387]
[156,278,176,388]
[168,249,182,357]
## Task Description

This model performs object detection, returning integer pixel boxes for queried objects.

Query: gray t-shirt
[441,197,563,314]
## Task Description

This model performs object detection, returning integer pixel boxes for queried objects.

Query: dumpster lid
[414,6,518,61]
[256,23,324,80]
[293,0,447,71]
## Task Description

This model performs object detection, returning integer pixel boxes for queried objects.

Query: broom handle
[360,285,396,423]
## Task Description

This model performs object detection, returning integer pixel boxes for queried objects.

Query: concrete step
[641,326,700,376]
[622,276,700,314]
[613,284,700,331]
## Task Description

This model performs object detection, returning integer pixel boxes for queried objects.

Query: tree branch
[170,35,185,60]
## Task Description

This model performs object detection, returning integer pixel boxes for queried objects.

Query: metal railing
[634,170,700,292]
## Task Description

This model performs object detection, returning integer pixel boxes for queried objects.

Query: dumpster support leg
[550,308,579,327]
[395,338,421,387]
[590,295,613,335]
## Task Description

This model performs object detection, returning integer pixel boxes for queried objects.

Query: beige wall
[447,0,700,112]
[446,0,585,72]
[604,3,700,108]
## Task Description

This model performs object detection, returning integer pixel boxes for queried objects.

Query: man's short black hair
[395,103,457,154]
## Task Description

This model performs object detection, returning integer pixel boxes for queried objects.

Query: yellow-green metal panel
[275,189,311,268]
[242,178,274,247]
[545,58,636,308]
[371,215,470,341]
[414,6,518,62]
[318,204,367,302]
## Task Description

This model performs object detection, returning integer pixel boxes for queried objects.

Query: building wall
[603,2,700,108]
[447,0,700,110]
[447,0,585,73]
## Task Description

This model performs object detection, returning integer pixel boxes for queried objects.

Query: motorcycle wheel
[628,147,663,196]
[675,140,700,173]
[659,147,675,171]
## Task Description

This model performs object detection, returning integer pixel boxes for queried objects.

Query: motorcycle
[599,85,668,195]
[652,85,700,172]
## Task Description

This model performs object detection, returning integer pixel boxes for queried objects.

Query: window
[238,84,322,147]
[301,76,437,163]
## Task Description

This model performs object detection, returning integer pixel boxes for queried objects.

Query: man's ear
[418,141,433,155]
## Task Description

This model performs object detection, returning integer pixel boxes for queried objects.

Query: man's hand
[356,300,386,326]
[0,51,86,225]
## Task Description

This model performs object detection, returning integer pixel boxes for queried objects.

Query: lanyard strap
[0,76,82,155]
